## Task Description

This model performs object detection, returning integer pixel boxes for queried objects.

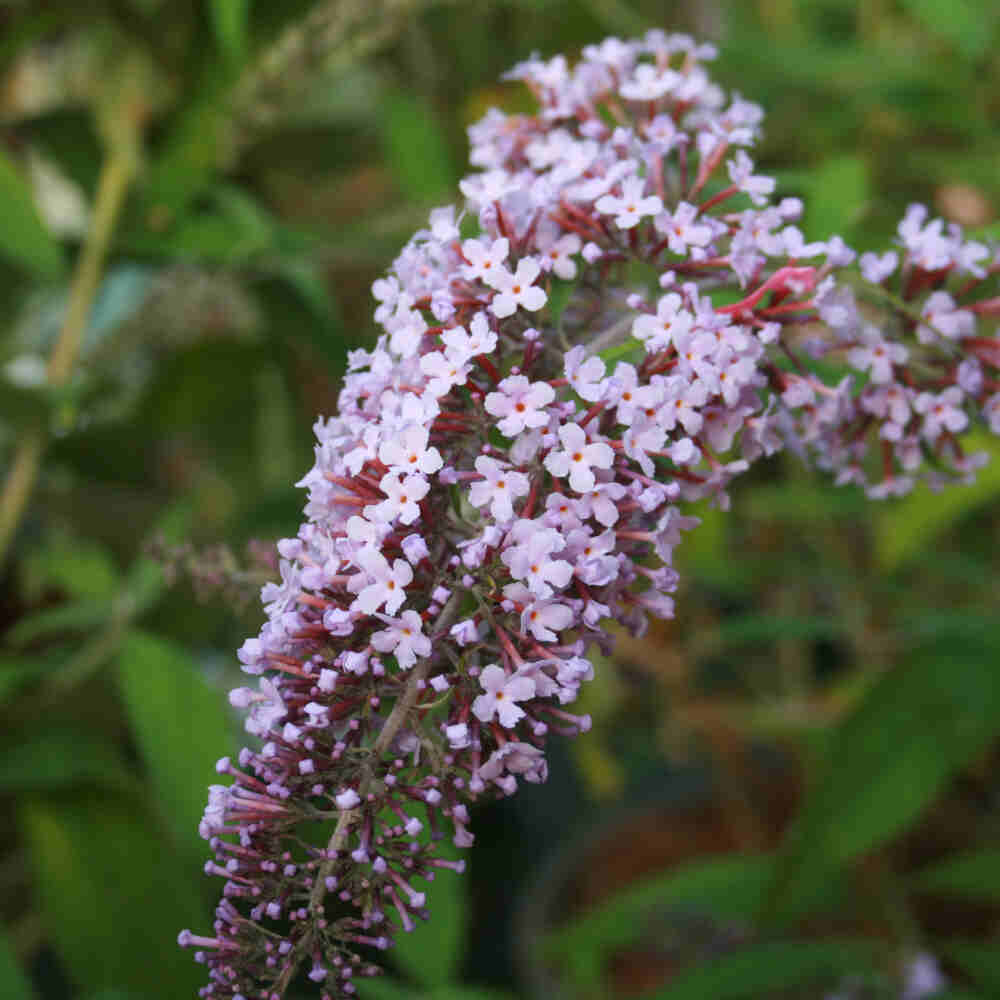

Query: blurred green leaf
[392,840,466,988]
[646,939,879,1000]
[379,93,456,202]
[0,655,50,703]
[23,532,120,601]
[547,854,774,987]
[20,793,205,998]
[361,984,512,1000]
[941,942,1000,995]
[5,600,111,647]
[116,630,236,857]
[0,147,63,280]
[909,850,1000,901]
[210,0,250,67]
[802,155,870,241]
[0,931,35,1000]
[0,724,130,792]
[875,432,1000,570]
[901,0,999,60]
[766,629,1000,922]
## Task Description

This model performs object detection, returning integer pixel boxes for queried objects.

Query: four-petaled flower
[472,664,536,728]
[544,423,615,493]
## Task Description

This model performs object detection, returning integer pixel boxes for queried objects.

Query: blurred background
[0,1,998,998]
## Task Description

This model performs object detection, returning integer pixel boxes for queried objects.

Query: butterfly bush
[180,31,1000,999]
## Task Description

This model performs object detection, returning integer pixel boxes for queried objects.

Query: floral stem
[0,128,137,567]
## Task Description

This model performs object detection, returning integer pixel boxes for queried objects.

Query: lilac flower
[184,33,1000,1000]
[544,423,615,493]
[595,174,664,228]
[471,664,536,727]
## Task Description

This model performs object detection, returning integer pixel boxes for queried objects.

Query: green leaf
[379,93,456,202]
[23,532,119,601]
[0,725,130,792]
[209,0,250,67]
[115,631,237,857]
[0,147,63,280]
[546,854,774,988]
[902,0,999,60]
[597,336,643,367]
[547,277,578,334]
[909,850,1000,901]
[5,599,111,647]
[766,630,1000,922]
[876,431,1000,570]
[0,655,50,703]
[392,840,467,988]
[802,154,869,241]
[20,793,206,998]
[941,942,1000,995]
[0,932,35,1000]
[646,939,879,1000]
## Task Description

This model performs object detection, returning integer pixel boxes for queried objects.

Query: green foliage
[0,148,63,280]
[909,850,1000,901]
[645,939,879,1000]
[116,630,238,858]
[20,793,206,998]
[0,933,35,1000]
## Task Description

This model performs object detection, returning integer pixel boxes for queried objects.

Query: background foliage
[0,1,997,998]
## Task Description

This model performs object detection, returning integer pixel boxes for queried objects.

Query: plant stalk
[0,136,137,567]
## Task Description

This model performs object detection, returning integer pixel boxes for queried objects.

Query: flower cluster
[181,31,1000,998]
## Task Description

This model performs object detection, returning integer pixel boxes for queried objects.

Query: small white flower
[485,375,555,436]
[471,664,536,728]
[489,258,548,318]
[370,610,432,669]
[469,455,530,522]
[367,472,430,525]
[349,547,413,615]
[378,424,443,475]
[565,345,607,402]
[545,423,615,493]
[595,174,663,229]
[461,236,509,284]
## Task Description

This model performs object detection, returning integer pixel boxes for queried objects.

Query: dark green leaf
[210,0,250,67]
[909,850,1000,901]
[379,93,456,202]
[0,655,50,703]
[5,600,111,647]
[0,931,35,1000]
[23,532,119,601]
[941,942,1000,995]
[0,725,130,792]
[766,630,1000,922]
[115,630,237,857]
[0,147,63,280]
[546,854,774,987]
[20,793,206,998]
[875,432,1000,570]
[647,939,879,1000]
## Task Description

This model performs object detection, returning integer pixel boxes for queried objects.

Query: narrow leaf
[116,630,237,857]
[210,0,250,67]
[648,939,878,1000]
[0,932,35,1000]
[767,631,1000,922]
[0,147,63,279]
[20,793,206,998]
[379,93,456,202]
[909,850,1000,901]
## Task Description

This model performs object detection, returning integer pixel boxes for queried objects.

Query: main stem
[272,590,463,993]
[0,136,137,567]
